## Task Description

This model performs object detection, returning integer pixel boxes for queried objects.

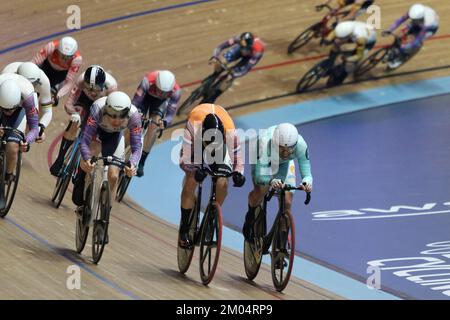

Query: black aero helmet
[240,32,254,49]
[84,65,106,89]
[202,113,225,145]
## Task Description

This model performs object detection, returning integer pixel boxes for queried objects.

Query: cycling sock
[180,207,193,233]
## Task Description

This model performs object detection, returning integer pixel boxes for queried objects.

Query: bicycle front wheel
[296,59,329,93]
[0,151,22,218]
[199,203,222,285]
[177,86,206,116]
[243,206,266,281]
[354,47,388,78]
[287,23,320,54]
[116,171,131,203]
[92,182,111,264]
[271,211,296,292]
[75,183,92,253]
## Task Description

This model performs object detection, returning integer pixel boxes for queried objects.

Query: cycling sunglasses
[104,107,130,119]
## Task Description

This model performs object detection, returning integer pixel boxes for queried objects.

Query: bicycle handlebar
[209,56,232,74]
[90,155,127,167]
[267,183,312,205]
[316,4,333,12]
[202,166,240,179]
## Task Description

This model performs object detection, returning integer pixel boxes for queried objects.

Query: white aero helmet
[156,70,176,92]
[104,91,131,118]
[0,79,21,110]
[17,62,41,84]
[335,21,356,39]
[409,4,425,20]
[273,123,299,148]
[58,36,78,56]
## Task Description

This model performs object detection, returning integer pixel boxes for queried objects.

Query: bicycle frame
[84,160,110,227]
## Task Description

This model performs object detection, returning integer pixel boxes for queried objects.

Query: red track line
[47,133,63,167]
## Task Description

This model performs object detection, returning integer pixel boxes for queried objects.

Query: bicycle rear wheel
[271,211,296,292]
[199,203,222,285]
[354,47,388,78]
[116,171,131,203]
[75,183,92,253]
[92,182,111,264]
[243,206,266,281]
[296,59,330,93]
[287,23,320,54]
[177,206,199,274]
[0,151,22,218]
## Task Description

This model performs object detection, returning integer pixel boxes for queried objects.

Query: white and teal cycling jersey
[251,125,313,188]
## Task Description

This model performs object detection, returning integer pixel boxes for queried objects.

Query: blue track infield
[129,76,450,299]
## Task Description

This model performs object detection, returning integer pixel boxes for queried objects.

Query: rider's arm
[163,85,182,126]
[387,13,409,32]
[31,42,54,66]
[64,78,83,115]
[131,78,148,113]
[127,110,143,167]
[227,130,244,174]
[180,121,200,172]
[80,106,100,161]
[294,137,313,185]
[403,27,429,51]
[56,55,82,99]
[22,93,40,144]
[38,72,53,128]
[212,36,239,58]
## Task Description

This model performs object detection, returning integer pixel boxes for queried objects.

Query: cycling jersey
[212,35,265,78]
[32,40,82,98]
[132,71,181,125]
[2,62,53,128]
[388,6,439,51]
[251,125,312,186]
[179,103,243,174]
[0,73,40,144]
[80,97,142,166]
[65,70,117,115]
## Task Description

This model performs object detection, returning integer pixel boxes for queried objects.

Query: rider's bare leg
[137,114,161,177]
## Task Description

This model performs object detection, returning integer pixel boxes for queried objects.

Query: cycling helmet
[335,21,356,39]
[240,32,255,49]
[17,62,41,84]
[58,36,78,57]
[202,113,225,145]
[104,91,131,118]
[84,65,106,90]
[272,123,298,148]
[156,70,176,92]
[0,80,21,110]
[409,4,425,21]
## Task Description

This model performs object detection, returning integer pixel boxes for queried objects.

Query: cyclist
[0,75,40,182]
[2,62,53,143]
[383,3,439,69]
[31,36,82,104]
[72,91,142,214]
[49,65,117,177]
[325,20,376,82]
[178,103,245,247]
[206,32,265,103]
[318,0,375,20]
[242,123,313,242]
[132,70,181,177]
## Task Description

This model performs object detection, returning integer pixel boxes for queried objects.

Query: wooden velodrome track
[0,0,449,299]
